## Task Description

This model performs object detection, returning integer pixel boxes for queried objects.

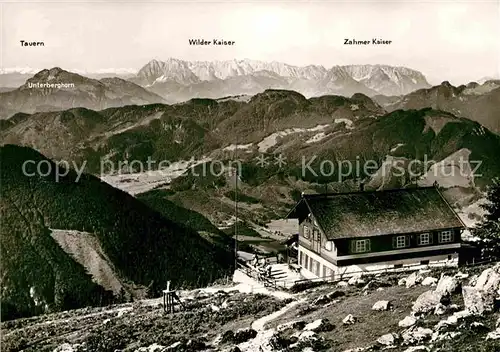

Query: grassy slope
[2,265,500,352]
[0,145,234,321]
[161,108,500,225]
[1,293,287,352]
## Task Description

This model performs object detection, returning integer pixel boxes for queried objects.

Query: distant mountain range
[2,88,499,189]
[129,58,431,100]
[1,59,431,100]
[0,67,137,88]
[3,60,498,116]
[374,80,500,133]
[0,67,165,119]
[1,65,498,134]
[0,90,386,167]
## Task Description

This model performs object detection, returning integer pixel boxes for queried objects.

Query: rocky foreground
[2,263,500,352]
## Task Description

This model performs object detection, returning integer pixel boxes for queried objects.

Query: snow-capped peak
[133,58,431,95]
[340,64,431,95]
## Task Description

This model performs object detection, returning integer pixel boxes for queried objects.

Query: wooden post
[170,293,174,313]
[163,281,175,314]
[163,291,166,313]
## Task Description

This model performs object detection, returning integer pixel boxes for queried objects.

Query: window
[314,262,320,276]
[310,258,319,275]
[394,264,403,269]
[303,225,310,239]
[418,233,432,246]
[323,265,333,279]
[393,235,409,249]
[324,241,333,251]
[313,229,321,243]
[325,266,333,279]
[439,230,453,243]
[352,239,371,253]
[304,254,309,270]
[420,260,430,265]
[299,251,303,266]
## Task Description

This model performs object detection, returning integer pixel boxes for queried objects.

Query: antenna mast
[234,125,238,270]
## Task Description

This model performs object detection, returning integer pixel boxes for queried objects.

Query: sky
[1,0,499,85]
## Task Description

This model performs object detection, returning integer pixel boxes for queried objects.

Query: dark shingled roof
[287,187,464,240]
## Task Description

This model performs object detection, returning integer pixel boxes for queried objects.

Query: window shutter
[406,235,410,247]
[392,236,397,249]
[366,239,371,252]
[350,240,356,253]
[429,233,434,244]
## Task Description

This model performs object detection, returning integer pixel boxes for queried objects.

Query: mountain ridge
[374,80,500,133]
[0,67,166,119]
[133,58,431,97]
[1,59,433,100]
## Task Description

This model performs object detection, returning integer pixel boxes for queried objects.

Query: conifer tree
[474,178,500,257]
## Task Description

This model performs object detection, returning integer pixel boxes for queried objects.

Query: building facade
[287,187,465,279]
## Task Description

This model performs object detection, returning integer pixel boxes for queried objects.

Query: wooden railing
[237,258,499,291]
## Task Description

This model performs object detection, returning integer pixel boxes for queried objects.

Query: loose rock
[435,274,459,296]
[277,320,306,332]
[406,272,424,288]
[327,290,346,300]
[462,286,495,315]
[377,333,399,346]
[372,300,391,311]
[233,328,257,343]
[399,315,417,328]
[421,277,438,286]
[303,318,335,332]
[403,347,429,352]
[343,314,356,325]
[402,327,433,345]
[434,303,447,315]
[412,290,442,314]
[486,328,500,340]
